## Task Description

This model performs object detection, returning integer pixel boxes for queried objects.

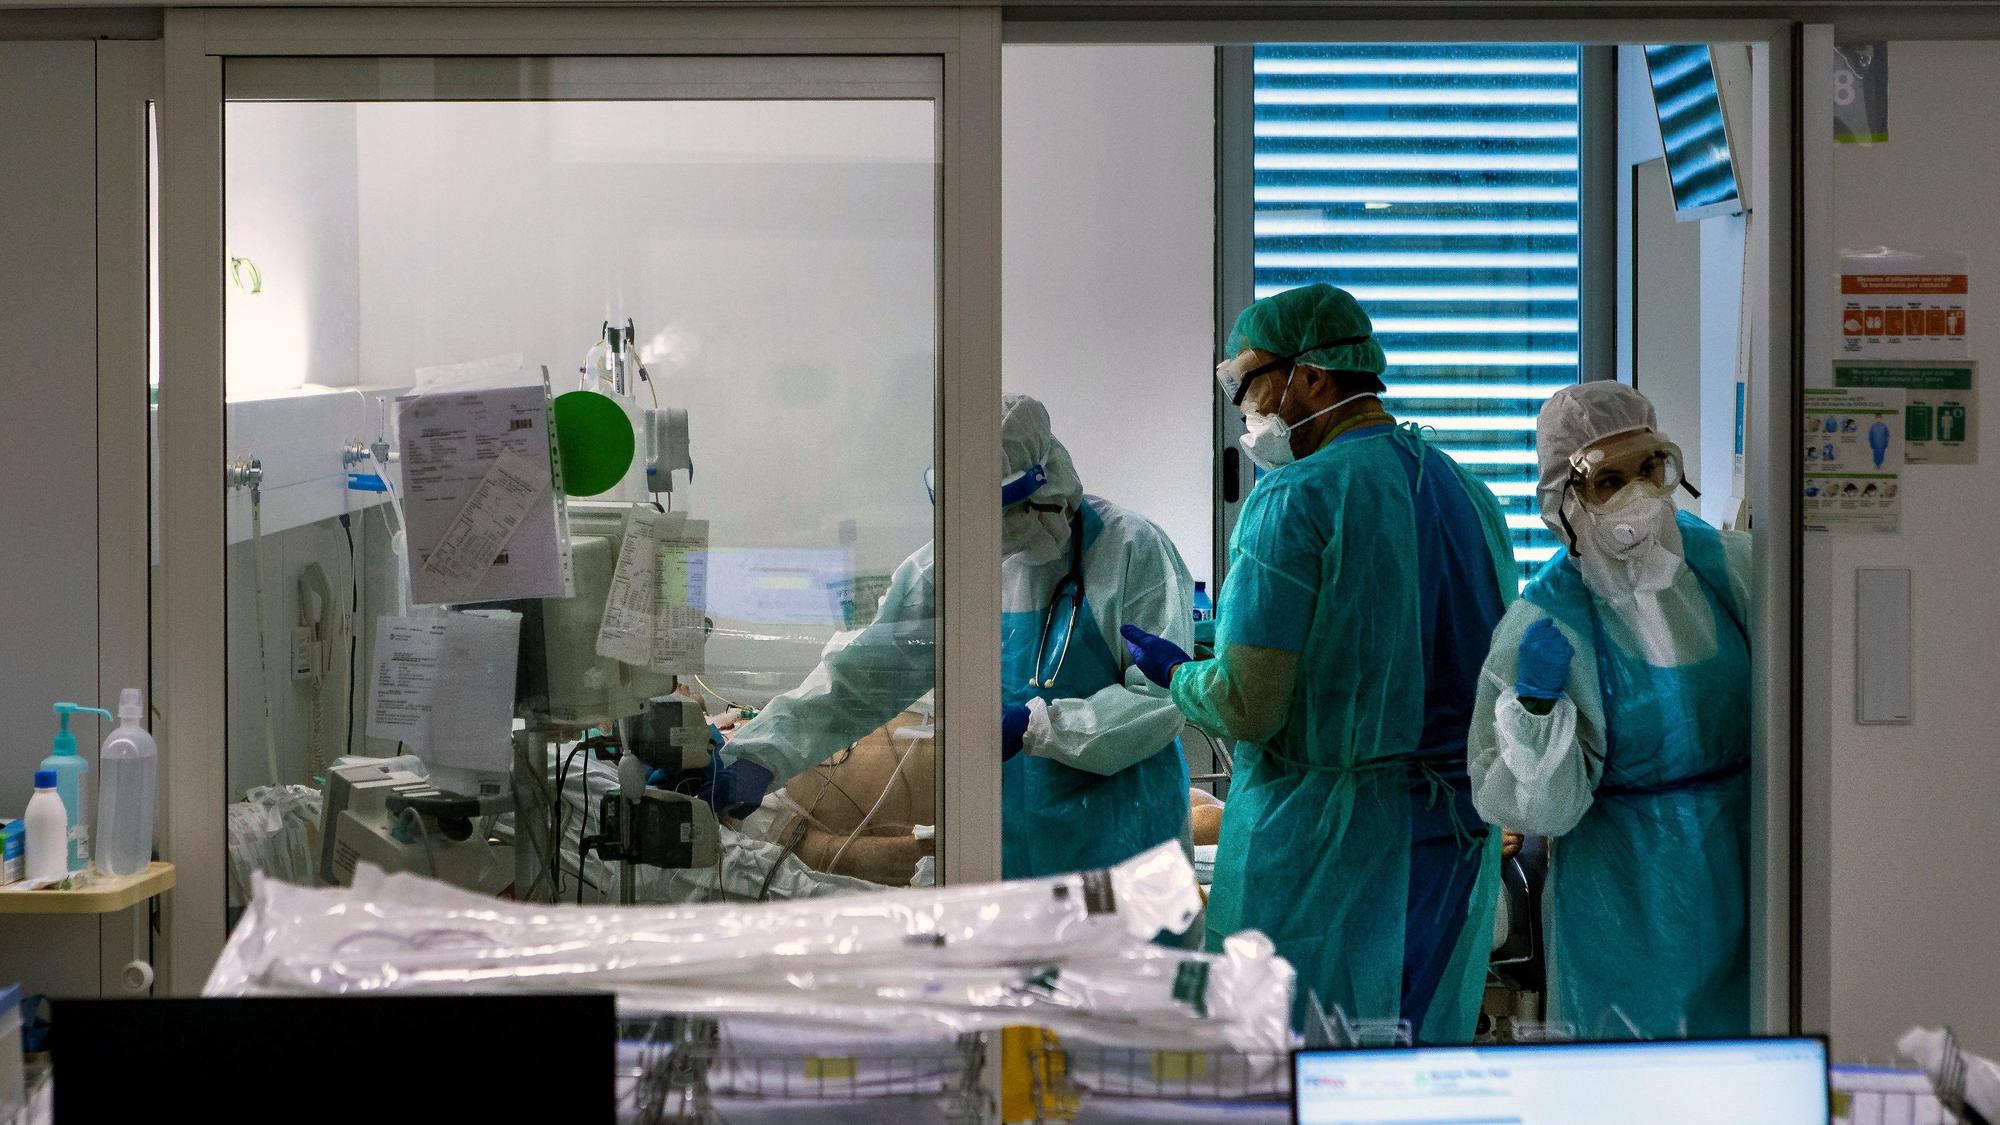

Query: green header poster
[1803,387,1903,532]
[1833,359,1979,465]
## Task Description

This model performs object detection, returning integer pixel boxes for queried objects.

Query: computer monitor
[1293,1037,1829,1125]
[1643,44,1746,221]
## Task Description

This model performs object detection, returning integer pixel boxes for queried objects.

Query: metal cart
[619,1014,989,1125]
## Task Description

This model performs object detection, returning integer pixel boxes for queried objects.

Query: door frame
[1011,13,1806,1034]
[96,37,164,996]
[156,5,1003,990]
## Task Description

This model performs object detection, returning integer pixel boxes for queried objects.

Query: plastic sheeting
[1900,1027,2000,1121]
[208,841,1292,1053]
[224,785,322,908]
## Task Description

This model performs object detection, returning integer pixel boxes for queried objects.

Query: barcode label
[508,417,534,431]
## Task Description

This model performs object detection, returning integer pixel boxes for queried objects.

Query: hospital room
[0,5,1995,1122]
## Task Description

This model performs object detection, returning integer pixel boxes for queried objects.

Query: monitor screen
[1643,44,1744,219]
[1294,1037,1829,1125]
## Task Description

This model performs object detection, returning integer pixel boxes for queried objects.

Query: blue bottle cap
[33,770,56,789]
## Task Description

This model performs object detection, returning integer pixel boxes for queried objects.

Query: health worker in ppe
[704,393,1195,879]
[1468,380,1752,1039]
[1119,283,1519,1039]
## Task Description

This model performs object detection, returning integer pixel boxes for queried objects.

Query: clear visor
[1567,430,1686,509]
[1000,463,1049,509]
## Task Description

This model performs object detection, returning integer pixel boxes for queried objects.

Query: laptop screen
[1294,1037,1828,1125]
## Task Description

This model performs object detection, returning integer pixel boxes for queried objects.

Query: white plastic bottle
[24,771,68,882]
[95,689,157,876]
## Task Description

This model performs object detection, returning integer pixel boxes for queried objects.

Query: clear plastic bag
[224,784,323,907]
[208,839,1201,999]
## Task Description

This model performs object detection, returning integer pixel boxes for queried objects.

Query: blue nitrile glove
[1514,618,1575,702]
[1002,704,1030,762]
[1120,624,1193,689]
[698,757,774,819]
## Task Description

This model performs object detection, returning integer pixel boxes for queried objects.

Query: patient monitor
[510,501,677,727]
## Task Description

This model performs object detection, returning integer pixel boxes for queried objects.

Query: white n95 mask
[1575,481,1683,597]
[1004,506,1069,566]
[1237,383,1379,471]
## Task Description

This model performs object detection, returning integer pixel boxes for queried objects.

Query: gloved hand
[1002,704,1030,762]
[1514,618,1574,702]
[698,756,774,819]
[1120,624,1192,689]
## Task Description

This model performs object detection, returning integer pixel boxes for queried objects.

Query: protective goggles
[1215,333,1373,407]
[1564,430,1695,511]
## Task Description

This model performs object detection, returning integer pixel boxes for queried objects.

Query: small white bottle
[95,689,157,877]
[24,771,68,882]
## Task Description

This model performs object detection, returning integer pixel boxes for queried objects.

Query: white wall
[224,102,361,396]
[0,41,114,998]
[1820,39,2000,1055]
[1002,45,1215,583]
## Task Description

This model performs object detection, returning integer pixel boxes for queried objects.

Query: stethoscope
[1031,508,1087,690]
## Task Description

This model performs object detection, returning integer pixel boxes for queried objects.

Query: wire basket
[619,1014,988,1125]
[1024,1031,1290,1121]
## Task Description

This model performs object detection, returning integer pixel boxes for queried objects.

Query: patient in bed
[721,708,1226,886]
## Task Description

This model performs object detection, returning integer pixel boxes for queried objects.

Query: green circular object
[553,391,636,497]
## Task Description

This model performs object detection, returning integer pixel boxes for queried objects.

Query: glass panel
[1252,43,1580,573]
[221,60,938,923]
[1229,42,1757,1045]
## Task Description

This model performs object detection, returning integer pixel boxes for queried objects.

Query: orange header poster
[1839,250,1971,359]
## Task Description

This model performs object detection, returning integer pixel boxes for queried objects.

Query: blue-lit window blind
[1252,44,1581,571]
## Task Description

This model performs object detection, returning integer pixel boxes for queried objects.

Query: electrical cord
[341,514,359,761]
[250,485,282,789]
[399,807,440,878]
[553,744,588,897]
[753,748,848,902]
[577,755,593,906]
[824,729,927,877]
[693,674,745,713]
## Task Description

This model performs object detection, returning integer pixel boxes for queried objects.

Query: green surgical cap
[1226,283,1387,376]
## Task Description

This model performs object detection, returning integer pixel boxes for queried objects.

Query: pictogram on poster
[1840,249,1970,358]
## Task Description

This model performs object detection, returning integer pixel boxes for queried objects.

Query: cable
[754,752,844,902]
[341,515,359,760]
[824,729,927,877]
[693,674,744,713]
[399,808,440,878]
[577,753,593,906]
[553,744,587,897]
[250,485,281,789]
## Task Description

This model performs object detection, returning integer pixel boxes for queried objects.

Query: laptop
[1293,1036,1830,1125]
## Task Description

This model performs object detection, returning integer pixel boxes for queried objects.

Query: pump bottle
[43,703,111,871]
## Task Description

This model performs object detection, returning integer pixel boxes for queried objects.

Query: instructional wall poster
[1840,250,1970,358]
[1833,359,1979,465]
[1804,388,1904,532]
